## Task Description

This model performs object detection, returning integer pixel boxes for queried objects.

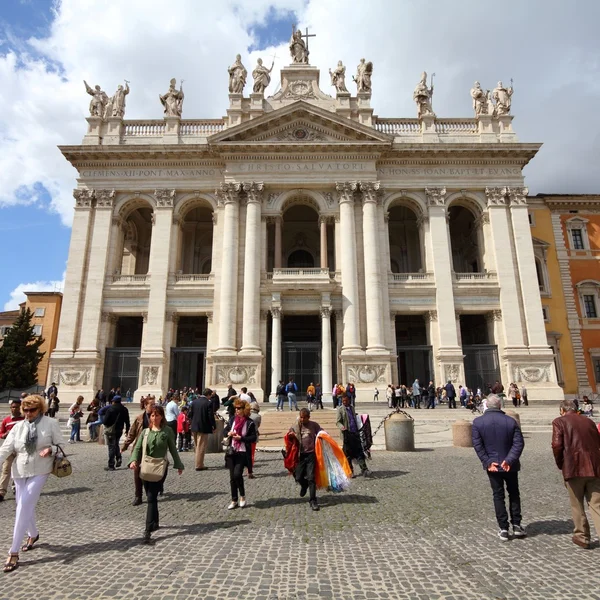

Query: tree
[0,308,45,390]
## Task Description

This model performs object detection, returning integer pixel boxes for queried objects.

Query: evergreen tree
[0,307,45,390]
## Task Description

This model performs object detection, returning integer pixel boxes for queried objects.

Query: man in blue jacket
[472,394,525,541]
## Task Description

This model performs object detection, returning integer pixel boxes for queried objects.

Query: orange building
[0,292,63,387]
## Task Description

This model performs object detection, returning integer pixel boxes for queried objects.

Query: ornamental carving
[282,80,317,100]
[425,187,447,207]
[53,368,91,387]
[320,307,331,319]
[424,310,438,322]
[143,366,159,386]
[215,366,257,385]
[346,364,387,384]
[513,364,553,383]
[96,189,116,208]
[358,181,382,204]
[217,182,243,206]
[275,127,326,142]
[508,187,529,206]
[267,193,279,207]
[74,189,94,208]
[485,186,507,206]
[324,192,335,208]
[444,364,461,383]
[242,181,264,203]
[270,307,282,319]
[154,189,176,208]
[335,182,358,204]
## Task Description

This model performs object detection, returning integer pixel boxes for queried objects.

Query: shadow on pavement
[525,519,574,537]
[252,497,308,509]
[42,487,93,497]
[160,491,226,502]
[23,520,252,565]
[318,493,379,507]
[367,470,408,480]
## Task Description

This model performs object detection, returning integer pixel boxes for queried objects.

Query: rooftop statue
[492,80,513,116]
[252,58,274,94]
[228,54,247,94]
[84,81,108,118]
[413,72,435,119]
[353,58,373,93]
[160,78,184,117]
[106,81,130,119]
[329,60,348,93]
[470,81,491,116]
[289,29,309,64]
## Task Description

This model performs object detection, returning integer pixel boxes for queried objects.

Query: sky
[1,0,600,310]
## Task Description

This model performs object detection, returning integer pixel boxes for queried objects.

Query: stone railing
[273,268,330,277]
[453,272,497,282]
[123,121,166,137]
[374,119,421,134]
[174,273,212,282]
[389,272,433,282]
[374,118,478,137]
[180,120,225,136]
[109,274,149,283]
[435,119,478,134]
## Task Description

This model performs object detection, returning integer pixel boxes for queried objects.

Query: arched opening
[388,205,422,273]
[120,207,153,275]
[178,206,214,274]
[282,204,319,269]
[448,205,481,273]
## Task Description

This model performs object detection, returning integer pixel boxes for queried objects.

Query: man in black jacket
[102,395,130,471]
[445,380,457,409]
[190,388,216,471]
[426,381,436,409]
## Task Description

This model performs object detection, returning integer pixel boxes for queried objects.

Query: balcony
[453,272,498,283]
[389,272,433,283]
[169,273,214,290]
[268,268,333,289]
[106,274,149,286]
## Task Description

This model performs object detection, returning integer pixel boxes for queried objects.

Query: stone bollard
[384,412,415,451]
[206,418,225,454]
[97,424,105,445]
[505,411,521,427]
[452,420,473,447]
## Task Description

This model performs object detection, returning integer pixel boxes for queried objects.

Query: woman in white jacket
[0,394,64,572]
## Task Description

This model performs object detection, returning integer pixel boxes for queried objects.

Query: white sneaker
[239,497,247,508]
[512,525,526,538]
[498,529,509,542]
[227,501,238,510]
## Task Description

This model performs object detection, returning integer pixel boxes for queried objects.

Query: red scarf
[232,415,247,452]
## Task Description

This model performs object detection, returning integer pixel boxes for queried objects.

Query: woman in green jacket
[129,405,184,544]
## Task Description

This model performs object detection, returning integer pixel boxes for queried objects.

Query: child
[177,406,191,451]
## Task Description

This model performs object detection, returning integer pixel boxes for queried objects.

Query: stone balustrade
[435,119,478,134]
[179,120,226,135]
[453,271,498,282]
[390,272,434,282]
[375,119,421,134]
[174,273,213,282]
[123,121,166,137]
[109,274,149,283]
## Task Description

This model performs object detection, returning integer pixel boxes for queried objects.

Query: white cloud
[4,275,65,311]
[0,0,599,229]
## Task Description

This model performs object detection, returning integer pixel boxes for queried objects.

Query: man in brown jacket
[551,399,600,549]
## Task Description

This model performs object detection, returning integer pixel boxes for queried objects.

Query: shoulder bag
[139,429,167,482]
[52,444,73,478]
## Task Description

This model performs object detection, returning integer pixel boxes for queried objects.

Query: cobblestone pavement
[0,430,599,600]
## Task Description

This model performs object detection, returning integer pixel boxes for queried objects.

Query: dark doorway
[170,317,207,391]
[460,314,500,391]
[395,315,432,385]
[103,316,143,394]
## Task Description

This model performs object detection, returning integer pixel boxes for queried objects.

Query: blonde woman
[0,394,64,572]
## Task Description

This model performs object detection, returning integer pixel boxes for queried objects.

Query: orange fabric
[283,431,300,473]
[314,431,352,489]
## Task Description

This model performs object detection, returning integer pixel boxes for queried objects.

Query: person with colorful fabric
[0,399,24,502]
[336,395,371,478]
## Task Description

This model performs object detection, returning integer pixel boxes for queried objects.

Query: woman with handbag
[224,398,257,510]
[129,405,184,545]
[0,394,64,572]
[67,396,84,443]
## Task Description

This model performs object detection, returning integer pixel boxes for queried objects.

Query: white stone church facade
[49,58,563,404]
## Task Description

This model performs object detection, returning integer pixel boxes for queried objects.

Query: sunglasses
[235,407,243,410]
[22,408,38,413]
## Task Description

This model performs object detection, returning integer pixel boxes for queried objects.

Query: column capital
[101,311,119,324]
[486,309,502,322]
[166,310,180,323]
[241,181,264,204]
[335,182,358,205]
[474,212,490,227]
[320,306,331,319]
[96,189,116,209]
[217,182,243,206]
[142,312,148,323]
[154,189,176,208]
[112,215,125,228]
[206,311,213,323]
[424,310,438,322]
[455,310,461,321]
[358,181,383,205]
[485,186,508,207]
[425,187,447,207]
[73,188,94,208]
[270,307,282,319]
[416,214,429,228]
[508,187,529,207]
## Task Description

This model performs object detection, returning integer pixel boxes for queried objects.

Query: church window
[571,228,585,250]
[583,294,597,318]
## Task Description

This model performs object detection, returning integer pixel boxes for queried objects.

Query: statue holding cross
[289,25,314,64]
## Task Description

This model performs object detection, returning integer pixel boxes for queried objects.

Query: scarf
[232,415,247,452]
[24,414,43,456]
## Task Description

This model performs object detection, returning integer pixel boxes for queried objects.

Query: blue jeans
[70,421,81,441]
[277,395,285,410]
[288,393,298,410]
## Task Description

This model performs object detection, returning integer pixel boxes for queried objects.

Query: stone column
[508,187,549,349]
[274,216,283,269]
[321,306,333,404]
[216,183,241,352]
[241,182,263,353]
[270,307,282,401]
[320,216,328,269]
[78,190,116,356]
[360,182,386,353]
[53,190,95,355]
[139,189,176,395]
[261,216,268,273]
[336,182,361,351]
[485,187,526,349]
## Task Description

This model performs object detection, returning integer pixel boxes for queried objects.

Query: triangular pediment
[208,101,392,145]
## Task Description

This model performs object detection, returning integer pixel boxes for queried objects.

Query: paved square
[0,429,598,599]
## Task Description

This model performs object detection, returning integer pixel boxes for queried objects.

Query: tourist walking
[129,405,184,544]
[509,383,519,408]
[346,382,356,407]
[445,380,457,409]
[224,398,257,509]
[373,387,379,402]
[551,399,600,549]
[412,379,421,409]
[247,402,261,478]
[102,395,130,471]
[165,394,180,437]
[0,399,24,502]
[306,382,316,410]
[315,383,323,410]
[426,381,436,409]
[176,406,191,452]
[472,394,525,541]
[86,398,100,441]
[337,396,371,478]
[0,394,64,572]
[122,395,156,505]
[520,385,528,407]
[386,385,394,408]
[68,396,84,443]
[189,388,216,471]
[286,379,298,411]
[276,380,286,411]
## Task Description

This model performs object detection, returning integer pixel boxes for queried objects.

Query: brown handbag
[52,444,72,478]
[139,429,167,482]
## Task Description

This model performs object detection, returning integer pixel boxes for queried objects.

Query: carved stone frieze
[508,187,529,206]
[154,189,176,208]
[74,189,94,208]
[346,364,387,384]
[96,189,116,208]
[52,367,91,387]
[425,187,447,207]
[485,186,508,206]
[281,80,317,100]
[443,364,461,383]
[215,365,257,385]
[142,366,160,386]
[513,363,553,383]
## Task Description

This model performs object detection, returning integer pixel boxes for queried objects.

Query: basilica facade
[49,54,563,404]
